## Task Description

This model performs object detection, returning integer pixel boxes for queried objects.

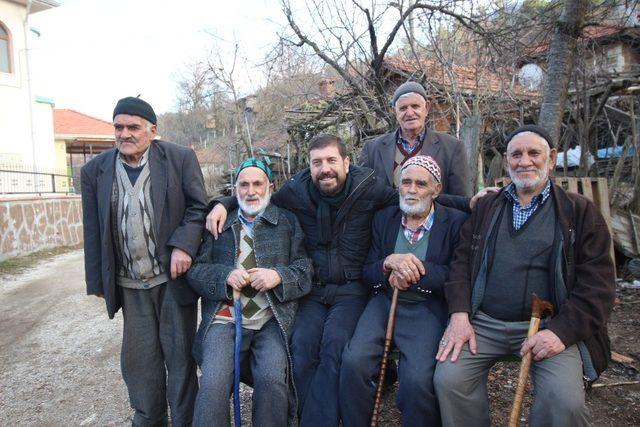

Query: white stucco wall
[33,99,56,171]
[0,0,55,181]
[0,2,30,165]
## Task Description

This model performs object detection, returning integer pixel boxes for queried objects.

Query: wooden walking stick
[370,287,400,427]
[508,293,554,427]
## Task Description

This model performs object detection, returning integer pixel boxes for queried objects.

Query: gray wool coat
[187,202,313,424]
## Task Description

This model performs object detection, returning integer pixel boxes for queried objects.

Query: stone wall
[0,196,83,262]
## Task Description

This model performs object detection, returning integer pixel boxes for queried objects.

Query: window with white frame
[0,21,11,73]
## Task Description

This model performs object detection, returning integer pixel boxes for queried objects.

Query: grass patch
[0,244,83,276]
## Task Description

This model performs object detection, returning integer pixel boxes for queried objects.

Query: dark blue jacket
[272,165,397,302]
[362,203,468,317]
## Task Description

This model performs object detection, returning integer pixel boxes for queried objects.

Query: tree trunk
[538,0,589,145]
[460,114,481,192]
[630,101,640,213]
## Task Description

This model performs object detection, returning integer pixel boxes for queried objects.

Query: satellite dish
[518,64,544,91]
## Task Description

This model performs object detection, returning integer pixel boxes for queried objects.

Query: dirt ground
[1,250,639,426]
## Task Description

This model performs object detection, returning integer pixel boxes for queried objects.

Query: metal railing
[0,168,74,194]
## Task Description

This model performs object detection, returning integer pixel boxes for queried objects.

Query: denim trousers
[339,292,447,427]
[120,284,198,427]
[434,311,590,427]
[291,294,367,427]
[194,318,289,427]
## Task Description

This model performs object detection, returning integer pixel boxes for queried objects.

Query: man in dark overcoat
[81,96,208,426]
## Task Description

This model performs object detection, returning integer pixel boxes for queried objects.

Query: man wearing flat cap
[81,96,208,426]
[359,81,471,199]
[433,125,615,426]
[340,155,467,426]
[187,158,312,426]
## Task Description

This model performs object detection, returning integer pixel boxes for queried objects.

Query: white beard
[238,190,271,217]
[509,162,550,191]
[399,194,431,216]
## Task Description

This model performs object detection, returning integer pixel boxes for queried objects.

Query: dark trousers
[121,284,198,427]
[340,293,447,427]
[291,295,367,427]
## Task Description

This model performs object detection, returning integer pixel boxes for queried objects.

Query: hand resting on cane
[383,253,425,284]
[520,329,565,361]
[388,270,411,290]
[227,268,250,291]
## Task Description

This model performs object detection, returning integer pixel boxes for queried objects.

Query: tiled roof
[196,148,225,165]
[583,25,624,39]
[383,55,536,96]
[524,25,640,57]
[54,109,114,137]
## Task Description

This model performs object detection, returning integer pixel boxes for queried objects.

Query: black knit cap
[391,81,428,107]
[113,96,157,125]
[506,124,554,148]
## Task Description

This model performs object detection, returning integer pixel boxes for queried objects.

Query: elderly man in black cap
[359,81,471,198]
[81,96,208,426]
[433,125,615,426]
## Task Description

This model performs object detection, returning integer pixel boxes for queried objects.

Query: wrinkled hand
[436,312,477,362]
[470,186,500,210]
[520,329,566,361]
[389,270,411,290]
[227,268,250,292]
[170,247,192,280]
[383,253,425,283]
[248,268,282,292]
[206,203,228,240]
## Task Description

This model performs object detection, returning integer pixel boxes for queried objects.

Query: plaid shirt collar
[396,127,427,155]
[503,180,552,230]
[401,205,435,244]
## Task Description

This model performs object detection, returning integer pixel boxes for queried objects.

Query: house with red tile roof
[54,109,115,158]
[52,109,116,192]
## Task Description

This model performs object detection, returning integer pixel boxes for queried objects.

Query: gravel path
[0,250,131,426]
[0,250,263,426]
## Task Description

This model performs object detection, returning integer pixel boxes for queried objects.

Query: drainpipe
[24,0,39,192]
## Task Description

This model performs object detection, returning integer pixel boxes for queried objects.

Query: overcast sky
[28,0,285,120]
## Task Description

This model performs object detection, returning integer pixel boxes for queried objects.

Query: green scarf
[308,174,353,246]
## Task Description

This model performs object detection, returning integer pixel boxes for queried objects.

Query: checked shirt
[504,180,552,230]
